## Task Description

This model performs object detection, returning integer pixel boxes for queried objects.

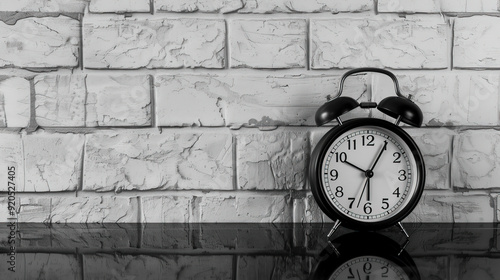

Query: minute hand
[370,140,388,171]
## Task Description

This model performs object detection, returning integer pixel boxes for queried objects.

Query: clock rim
[309,118,425,231]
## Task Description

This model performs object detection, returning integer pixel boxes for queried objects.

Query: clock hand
[370,140,388,171]
[356,177,369,208]
[343,160,366,173]
[367,178,370,201]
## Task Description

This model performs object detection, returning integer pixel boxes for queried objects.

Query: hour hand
[343,160,366,173]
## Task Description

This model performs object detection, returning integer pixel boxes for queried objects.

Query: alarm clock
[309,68,425,237]
[310,232,420,280]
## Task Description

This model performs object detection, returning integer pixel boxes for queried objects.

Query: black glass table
[1,223,498,279]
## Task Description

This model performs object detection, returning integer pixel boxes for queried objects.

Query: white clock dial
[320,126,418,223]
[330,256,410,280]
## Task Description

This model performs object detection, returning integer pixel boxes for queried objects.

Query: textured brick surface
[378,0,499,13]
[35,74,151,127]
[407,128,454,190]
[452,130,500,190]
[0,16,80,68]
[194,194,293,222]
[35,75,87,127]
[141,196,193,223]
[404,193,494,223]
[84,17,226,69]
[373,73,500,126]
[454,16,500,69]
[311,17,449,69]
[239,0,373,13]
[23,134,85,192]
[236,129,309,190]
[86,75,151,126]
[155,73,368,128]
[0,77,30,127]
[156,0,243,13]
[0,134,23,192]
[0,0,88,12]
[89,0,150,13]
[230,19,307,69]
[84,131,233,192]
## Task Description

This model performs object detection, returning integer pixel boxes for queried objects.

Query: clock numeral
[382,198,389,210]
[381,266,389,277]
[364,202,372,214]
[348,139,357,150]
[363,262,372,274]
[348,197,355,209]
[335,186,344,197]
[393,152,401,163]
[347,268,355,279]
[398,170,407,181]
[330,169,338,181]
[362,135,375,146]
[335,152,347,162]
[393,187,400,198]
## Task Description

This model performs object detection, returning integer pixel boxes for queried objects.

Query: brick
[378,0,499,13]
[0,16,79,68]
[452,130,500,189]
[35,74,151,127]
[23,134,84,192]
[51,197,139,223]
[404,193,494,223]
[0,253,79,280]
[293,193,333,223]
[84,254,233,279]
[230,19,306,69]
[239,0,373,13]
[0,77,30,127]
[141,196,192,223]
[454,16,500,69]
[406,129,454,189]
[0,134,24,192]
[86,75,151,126]
[18,197,51,223]
[154,75,226,126]
[35,75,86,127]
[373,73,500,126]
[236,129,308,190]
[156,0,243,13]
[155,73,368,128]
[311,17,449,69]
[84,131,233,191]
[84,17,225,69]
[0,0,88,12]
[194,194,293,222]
[89,0,151,13]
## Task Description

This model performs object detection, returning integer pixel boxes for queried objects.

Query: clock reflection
[311,232,420,280]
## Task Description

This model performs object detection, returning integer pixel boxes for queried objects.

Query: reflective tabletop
[1,223,498,279]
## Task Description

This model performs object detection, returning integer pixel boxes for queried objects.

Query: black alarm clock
[310,232,420,280]
[309,68,425,237]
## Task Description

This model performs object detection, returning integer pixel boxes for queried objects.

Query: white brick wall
[1,0,500,224]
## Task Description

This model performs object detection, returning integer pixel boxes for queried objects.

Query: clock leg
[327,219,342,240]
[397,222,409,238]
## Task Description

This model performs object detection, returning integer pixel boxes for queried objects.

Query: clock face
[330,256,410,280]
[318,124,421,224]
